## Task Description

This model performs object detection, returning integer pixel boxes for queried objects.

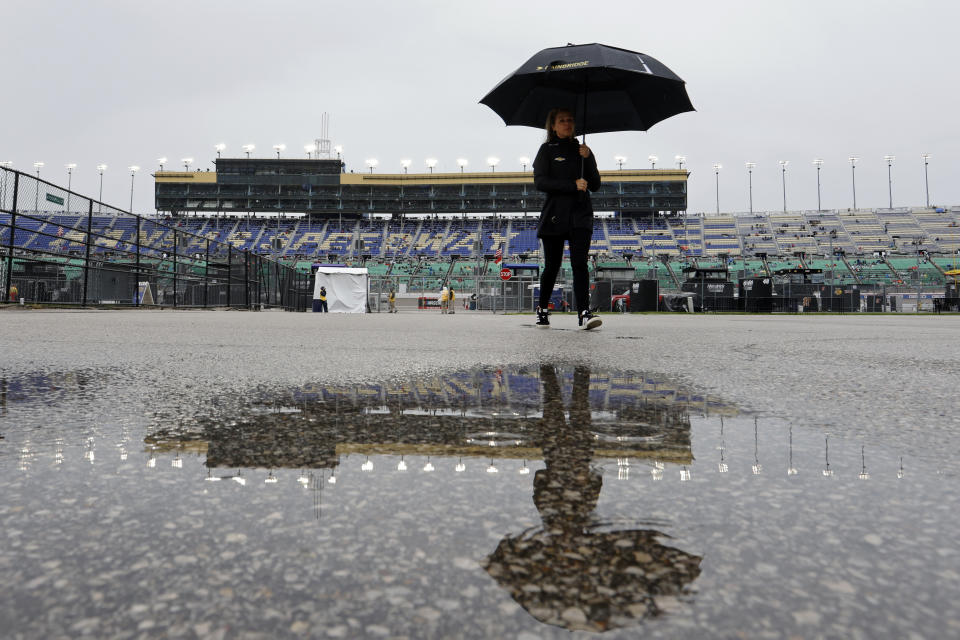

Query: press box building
[154,158,688,218]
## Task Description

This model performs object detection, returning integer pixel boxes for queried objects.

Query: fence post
[204,238,209,308]
[4,172,19,303]
[135,215,142,306]
[244,251,250,309]
[226,244,232,308]
[172,229,178,308]
[82,200,93,307]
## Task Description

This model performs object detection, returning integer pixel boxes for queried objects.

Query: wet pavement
[1,309,959,638]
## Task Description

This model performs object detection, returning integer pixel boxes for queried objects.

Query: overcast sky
[5,0,958,216]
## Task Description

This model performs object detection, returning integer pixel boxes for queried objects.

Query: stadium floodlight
[96,164,107,211]
[214,143,226,158]
[334,144,343,159]
[365,158,378,173]
[304,144,314,159]
[242,144,255,158]
[921,153,931,207]
[64,163,77,209]
[401,158,411,174]
[648,154,658,168]
[425,158,437,173]
[128,166,139,212]
[713,163,722,214]
[157,157,167,170]
[745,162,756,214]
[778,160,789,212]
[456,158,469,173]
[487,156,499,172]
[0,161,12,168]
[518,156,530,171]
[33,161,44,177]
[884,155,895,208]
[614,155,627,170]
[813,159,824,210]
[182,158,193,171]
[273,143,286,159]
[675,155,686,169]
[848,156,859,210]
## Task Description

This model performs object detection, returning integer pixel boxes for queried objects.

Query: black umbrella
[480,42,694,136]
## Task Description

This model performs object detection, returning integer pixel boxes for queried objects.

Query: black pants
[538,228,592,312]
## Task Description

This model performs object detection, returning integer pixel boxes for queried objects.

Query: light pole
[848,156,859,210]
[304,144,314,159]
[813,158,823,210]
[97,164,107,212]
[426,158,437,174]
[65,163,76,212]
[401,159,411,174]
[518,156,530,172]
[182,157,193,172]
[487,156,499,172]
[648,155,658,169]
[713,163,722,215]
[365,158,378,174]
[273,144,286,159]
[128,166,139,212]
[675,155,686,170]
[921,153,931,207]
[33,162,44,211]
[745,162,755,214]
[214,143,226,159]
[457,158,468,173]
[242,144,255,158]
[778,160,789,212]
[334,145,342,160]
[615,155,627,171]
[157,157,167,171]
[884,155,895,209]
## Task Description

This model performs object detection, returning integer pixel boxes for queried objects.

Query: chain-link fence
[1,167,309,310]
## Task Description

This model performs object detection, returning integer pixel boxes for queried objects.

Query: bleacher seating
[10,207,960,289]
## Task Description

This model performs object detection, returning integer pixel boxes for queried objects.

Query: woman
[533,108,602,329]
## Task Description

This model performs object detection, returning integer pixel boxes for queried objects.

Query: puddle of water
[0,365,957,638]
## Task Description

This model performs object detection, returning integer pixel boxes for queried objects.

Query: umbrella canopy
[480,42,694,135]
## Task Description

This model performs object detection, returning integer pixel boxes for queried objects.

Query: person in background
[440,286,449,314]
[388,288,397,313]
[318,285,328,313]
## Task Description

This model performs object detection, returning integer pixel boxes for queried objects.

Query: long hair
[544,108,575,142]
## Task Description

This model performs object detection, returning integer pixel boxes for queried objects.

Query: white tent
[313,266,368,313]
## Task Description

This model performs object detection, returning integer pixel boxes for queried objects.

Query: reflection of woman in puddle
[484,365,702,633]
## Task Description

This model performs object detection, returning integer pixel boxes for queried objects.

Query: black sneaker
[578,309,602,330]
[535,306,551,328]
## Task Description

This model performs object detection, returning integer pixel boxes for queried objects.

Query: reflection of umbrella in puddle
[483,365,701,633]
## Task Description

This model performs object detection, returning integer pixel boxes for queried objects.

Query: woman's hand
[579,144,592,158]
[576,178,588,191]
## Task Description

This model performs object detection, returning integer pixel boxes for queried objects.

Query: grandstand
[6,205,960,294]
[6,158,960,308]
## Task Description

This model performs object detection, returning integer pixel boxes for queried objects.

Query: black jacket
[533,138,602,237]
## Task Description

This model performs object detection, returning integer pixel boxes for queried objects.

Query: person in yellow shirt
[388,289,396,313]
[448,287,455,314]
[318,286,328,313]
[440,286,449,314]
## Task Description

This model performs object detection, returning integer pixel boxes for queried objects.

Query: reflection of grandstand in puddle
[145,366,737,470]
